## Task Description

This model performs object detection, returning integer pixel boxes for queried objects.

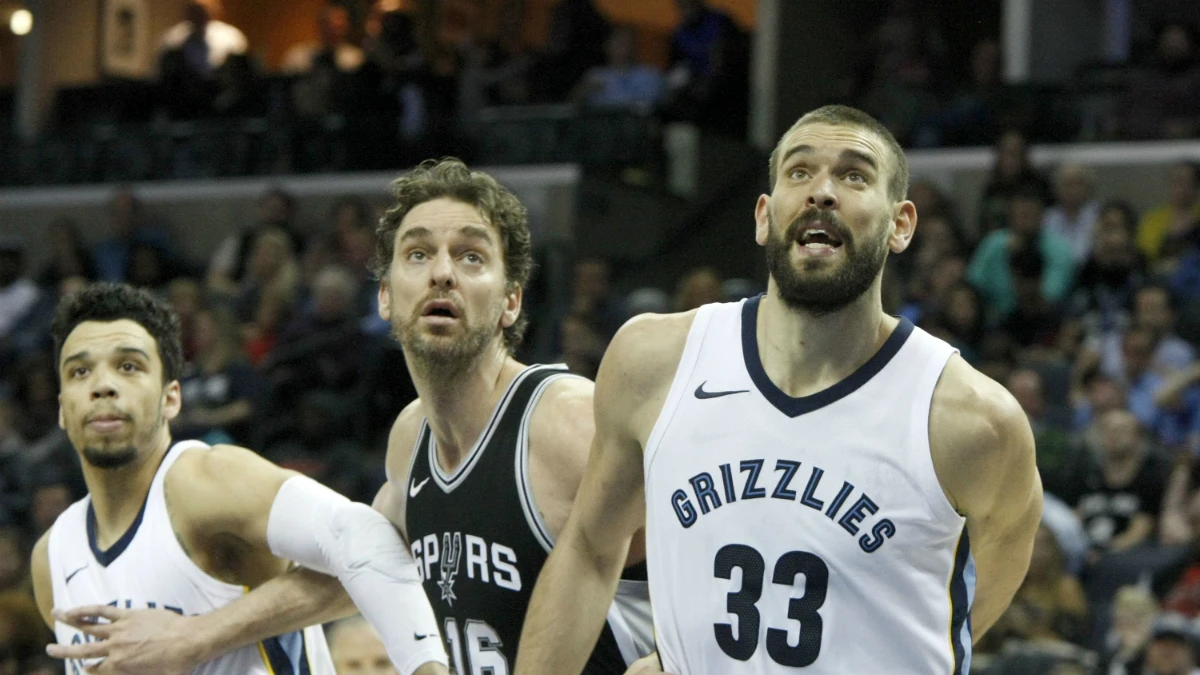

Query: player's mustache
[786,209,852,245]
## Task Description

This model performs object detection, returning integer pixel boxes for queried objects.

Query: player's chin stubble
[393,306,501,382]
[765,210,890,317]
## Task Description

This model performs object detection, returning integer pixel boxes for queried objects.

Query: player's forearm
[190,567,355,661]
[516,530,627,675]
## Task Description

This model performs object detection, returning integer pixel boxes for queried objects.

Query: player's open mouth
[795,227,844,254]
[421,299,461,323]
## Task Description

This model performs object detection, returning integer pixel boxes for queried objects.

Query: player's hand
[622,652,675,675]
[46,604,204,675]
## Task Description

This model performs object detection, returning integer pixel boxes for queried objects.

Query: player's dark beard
[393,296,502,383]
[764,209,890,316]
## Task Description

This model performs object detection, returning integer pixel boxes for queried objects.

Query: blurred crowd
[1,143,1198,675]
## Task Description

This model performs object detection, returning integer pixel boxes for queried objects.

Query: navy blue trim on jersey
[262,630,311,675]
[86,499,149,567]
[740,294,914,418]
[949,528,972,675]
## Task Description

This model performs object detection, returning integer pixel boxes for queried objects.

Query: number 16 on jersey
[444,618,508,675]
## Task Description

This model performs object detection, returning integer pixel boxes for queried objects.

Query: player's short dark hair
[51,282,183,384]
[768,105,910,201]
[373,158,533,353]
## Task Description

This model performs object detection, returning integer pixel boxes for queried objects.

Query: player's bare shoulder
[928,354,1035,514]
[596,310,698,433]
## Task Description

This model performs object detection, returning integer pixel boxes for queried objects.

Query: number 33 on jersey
[644,299,974,674]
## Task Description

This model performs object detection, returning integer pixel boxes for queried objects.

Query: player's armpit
[931,361,1043,641]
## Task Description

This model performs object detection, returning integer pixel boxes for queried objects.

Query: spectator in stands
[968,187,1075,321]
[990,523,1088,646]
[283,3,366,120]
[664,0,749,137]
[159,0,247,79]
[35,218,95,289]
[928,280,984,364]
[853,0,939,146]
[1068,201,1146,341]
[283,3,365,75]
[363,0,421,79]
[0,528,25,595]
[0,240,40,353]
[1073,409,1169,554]
[1008,367,1073,491]
[557,312,607,380]
[1105,585,1160,672]
[174,307,260,446]
[1153,362,1200,455]
[977,129,1052,235]
[1138,161,1200,269]
[532,0,610,103]
[1119,326,1170,433]
[570,258,626,342]
[570,26,665,110]
[1138,613,1199,675]
[674,266,723,312]
[1092,286,1196,384]
[999,243,1063,349]
[1071,372,1127,449]
[1044,163,1102,264]
[901,253,965,327]
[235,228,300,366]
[912,37,1006,149]
[167,277,204,362]
[328,614,397,675]
[1119,22,1200,140]
[264,390,371,501]
[207,186,304,296]
[92,187,174,283]
[267,265,367,412]
[1161,491,1200,617]
[126,242,175,295]
[0,589,50,675]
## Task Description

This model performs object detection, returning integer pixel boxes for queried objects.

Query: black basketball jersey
[404,364,653,675]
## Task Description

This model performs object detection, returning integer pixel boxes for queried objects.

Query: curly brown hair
[373,158,533,353]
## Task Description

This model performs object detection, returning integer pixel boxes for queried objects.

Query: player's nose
[807,176,839,210]
[428,251,456,289]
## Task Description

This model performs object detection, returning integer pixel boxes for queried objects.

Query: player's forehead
[395,197,499,245]
[61,320,160,366]
[777,122,890,169]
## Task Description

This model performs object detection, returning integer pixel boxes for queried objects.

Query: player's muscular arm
[931,356,1043,641]
[517,313,691,675]
[50,441,448,675]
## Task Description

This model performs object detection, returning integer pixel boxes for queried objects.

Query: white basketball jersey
[644,297,973,675]
[47,441,335,675]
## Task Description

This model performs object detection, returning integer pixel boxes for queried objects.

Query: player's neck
[84,432,172,549]
[757,282,897,399]
[414,345,525,471]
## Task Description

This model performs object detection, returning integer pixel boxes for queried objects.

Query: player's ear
[377,281,392,322]
[888,200,917,254]
[754,195,771,247]
[162,380,182,421]
[500,283,521,330]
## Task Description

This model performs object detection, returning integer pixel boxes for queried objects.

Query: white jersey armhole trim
[608,578,654,665]
[643,304,719,480]
[908,345,965,525]
[515,372,582,554]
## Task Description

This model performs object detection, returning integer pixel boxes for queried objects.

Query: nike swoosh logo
[695,382,749,399]
[409,477,431,498]
[64,564,88,584]
[414,633,431,640]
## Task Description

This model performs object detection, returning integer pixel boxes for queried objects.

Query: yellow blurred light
[10,9,32,36]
